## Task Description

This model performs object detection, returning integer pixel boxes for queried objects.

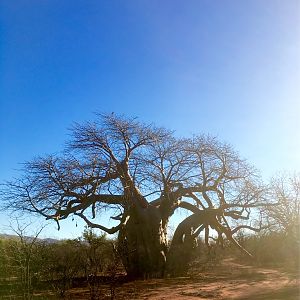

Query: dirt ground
[65,258,300,300]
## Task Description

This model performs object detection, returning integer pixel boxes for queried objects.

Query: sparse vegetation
[0,227,120,299]
[0,192,299,299]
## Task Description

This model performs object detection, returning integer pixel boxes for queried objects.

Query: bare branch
[74,212,129,234]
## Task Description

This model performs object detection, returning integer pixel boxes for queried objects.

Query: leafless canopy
[265,173,300,239]
[1,114,268,251]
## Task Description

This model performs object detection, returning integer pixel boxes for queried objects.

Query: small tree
[81,227,114,300]
[39,239,84,298]
[3,220,45,299]
[0,238,8,279]
[266,173,300,238]
[263,173,300,267]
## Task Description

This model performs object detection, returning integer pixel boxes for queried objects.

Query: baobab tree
[1,114,268,277]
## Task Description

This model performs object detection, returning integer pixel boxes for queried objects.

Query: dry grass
[2,258,299,299]
[62,258,300,299]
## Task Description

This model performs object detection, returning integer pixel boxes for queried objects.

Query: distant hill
[0,233,58,244]
[0,233,17,240]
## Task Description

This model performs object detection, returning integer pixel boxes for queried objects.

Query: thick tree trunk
[167,210,218,276]
[118,206,168,278]
[166,216,199,276]
[118,202,219,278]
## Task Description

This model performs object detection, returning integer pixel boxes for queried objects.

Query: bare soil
[65,258,300,300]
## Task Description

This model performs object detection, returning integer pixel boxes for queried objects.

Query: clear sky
[1,0,299,238]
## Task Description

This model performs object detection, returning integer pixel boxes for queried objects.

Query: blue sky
[1,0,299,238]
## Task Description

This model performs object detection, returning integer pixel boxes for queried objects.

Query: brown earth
[63,258,299,300]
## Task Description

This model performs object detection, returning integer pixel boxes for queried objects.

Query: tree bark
[118,205,168,278]
[166,210,217,276]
